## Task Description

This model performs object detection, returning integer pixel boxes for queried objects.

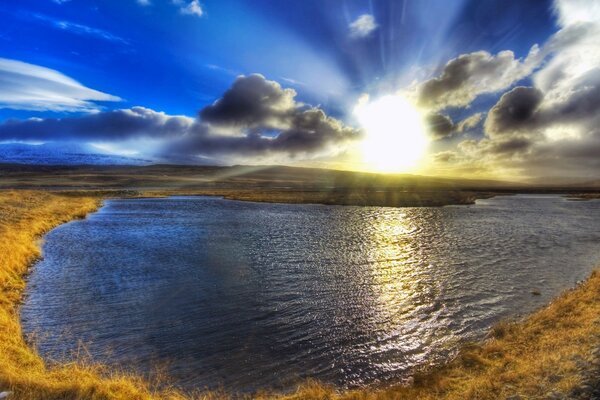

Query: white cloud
[179,0,203,17]
[136,0,151,6]
[554,0,600,26]
[349,14,378,38]
[0,58,121,112]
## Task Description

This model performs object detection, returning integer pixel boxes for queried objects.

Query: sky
[0,0,599,181]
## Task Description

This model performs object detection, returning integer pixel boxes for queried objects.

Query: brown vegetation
[0,164,517,207]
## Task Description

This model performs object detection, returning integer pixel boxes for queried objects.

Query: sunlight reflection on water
[21,195,600,392]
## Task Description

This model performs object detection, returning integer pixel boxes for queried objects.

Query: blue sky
[0,0,555,118]
[1,0,599,180]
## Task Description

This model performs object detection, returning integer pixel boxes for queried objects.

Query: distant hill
[0,163,522,191]
[0,142,151,166]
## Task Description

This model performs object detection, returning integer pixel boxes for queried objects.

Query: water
[21,195,600,392]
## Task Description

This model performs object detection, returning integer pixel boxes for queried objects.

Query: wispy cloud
[280,77,306,86]
[31,13,128,44]
[349,14,378,38]
[172,0,204,17]
[0,58,121,112]
[206,64,238,76]
[136,0,151,6]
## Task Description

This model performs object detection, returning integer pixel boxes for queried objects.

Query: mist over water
[21,195,600,392]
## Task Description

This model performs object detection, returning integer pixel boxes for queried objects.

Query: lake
[21,195,600,392]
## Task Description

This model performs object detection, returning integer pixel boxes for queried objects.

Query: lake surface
[21,195,600,392]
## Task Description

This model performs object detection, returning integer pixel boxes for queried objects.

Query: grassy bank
[1,190,599,399]
[0,191,186,399]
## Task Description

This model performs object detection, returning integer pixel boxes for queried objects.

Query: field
[1,168,600,399]
[0,164,550,207]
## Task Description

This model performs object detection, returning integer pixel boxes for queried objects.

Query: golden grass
[1,189,599,399]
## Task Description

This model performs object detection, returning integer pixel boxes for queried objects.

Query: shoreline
[1,190,600,399]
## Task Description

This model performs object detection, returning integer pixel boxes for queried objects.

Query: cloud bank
[0,74,360,162]
[424,0,600,180]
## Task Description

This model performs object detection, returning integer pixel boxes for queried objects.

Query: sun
[354,94,429,173]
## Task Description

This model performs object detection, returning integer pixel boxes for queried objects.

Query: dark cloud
[414,23,594,113]
[168,108,359,157]
[0,107,193,141]
[425,113,455,140]
[456,70,600,174]
[484,86,543,138]
[425,112,483,140]
[200,74,296,128]
[171,74,361,158]
[0,74,360,161]
[484,70,600,141]
[420,3,600,180]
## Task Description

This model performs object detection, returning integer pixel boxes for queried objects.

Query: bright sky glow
[354,95,429,172]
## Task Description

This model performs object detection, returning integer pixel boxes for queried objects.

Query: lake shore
[1,190,600,399]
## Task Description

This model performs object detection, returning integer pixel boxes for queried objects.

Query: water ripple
[21,195,600,392]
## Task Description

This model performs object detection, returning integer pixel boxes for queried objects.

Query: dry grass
[1,189,599,399]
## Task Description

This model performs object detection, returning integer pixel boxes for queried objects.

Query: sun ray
[354,94,429,173]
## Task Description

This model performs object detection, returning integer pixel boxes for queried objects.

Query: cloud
[0,74,360,161]
[553,0,600,26]
[173,0,203,17]
[456,112,483,132]
[415,19,594,112]
[416,47,542,110]
[349,14,378,38]
[479,17,600,155]
[423,0,600,180]
[171,74,360,158]
[200,74,296,128]
[137,0,151,6]
[425,113,455,140]
[432,151,457,163]
[0,58,121,112]
[0,107,193,141]
[31,13,128,44]
[484,86,544,138]
[425,112,483,140]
